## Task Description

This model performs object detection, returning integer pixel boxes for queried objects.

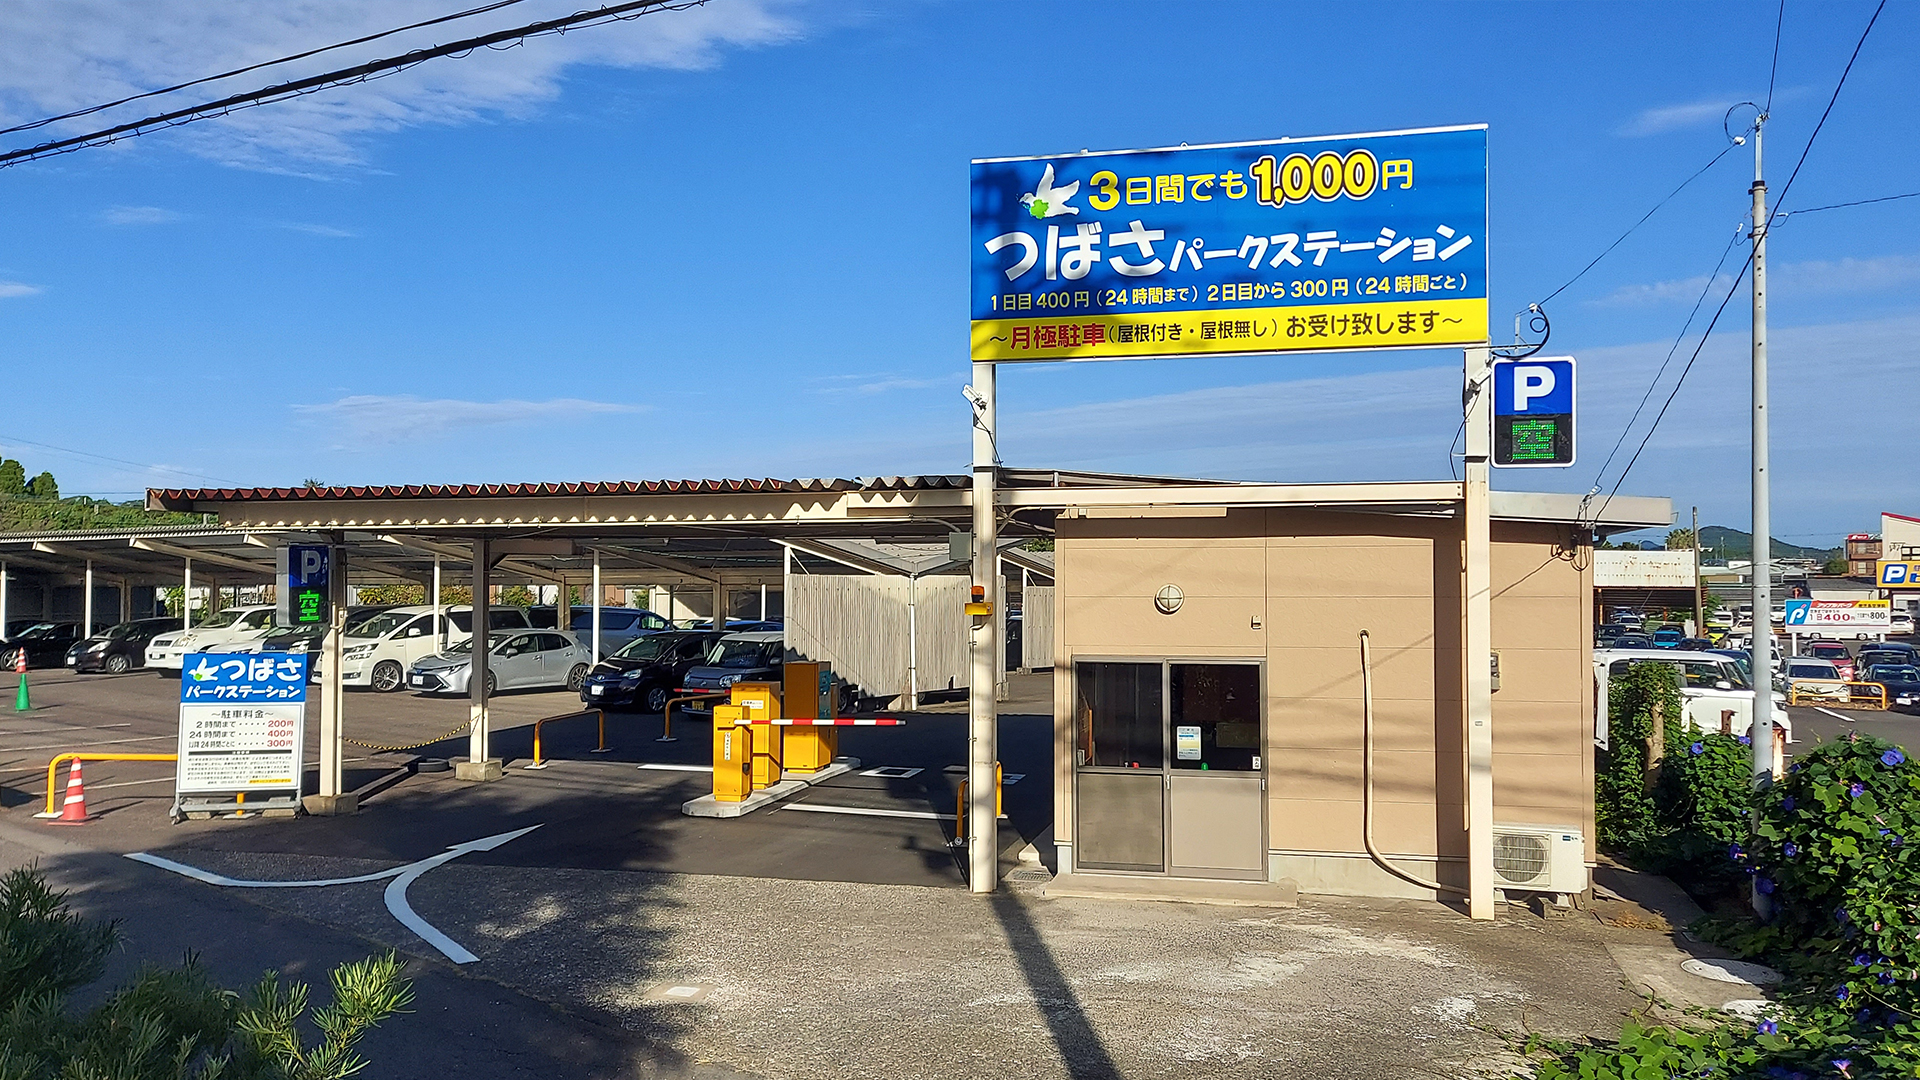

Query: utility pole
[1748,115,1775,796]
[1462,345,1495,921]
[1692,506,1704,635]
[967,362,999,894]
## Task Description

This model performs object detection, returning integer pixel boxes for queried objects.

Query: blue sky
[0,0,1914,546]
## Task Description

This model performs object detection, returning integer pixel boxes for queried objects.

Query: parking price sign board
[1491,356,1575,468]
[173,652,308,816]
[970,125,1487,362]
[1783,600,1890,632]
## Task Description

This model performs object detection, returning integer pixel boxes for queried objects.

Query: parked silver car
[407,629,590,695]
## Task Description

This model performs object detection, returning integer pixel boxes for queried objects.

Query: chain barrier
[344,720,473,753]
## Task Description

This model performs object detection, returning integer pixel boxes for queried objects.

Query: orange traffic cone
[48,759,89,825]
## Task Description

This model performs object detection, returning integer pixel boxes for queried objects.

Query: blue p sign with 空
[277,544,331,628]
[1492,356,1575,467]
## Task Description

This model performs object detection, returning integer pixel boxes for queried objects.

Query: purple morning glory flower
[1739,734,1753,745]
[1756,877,1776,894]
[1849,782,1865,798]
[1835,986,1850,1002]
[1855,953,1872,967]
[1729,843,1746,859]
[1758,1019,1779,1035]
[1690,741,1705,755]
[1835,1060,1853,1079]
[1883,749,1905,767]
[1880,972,1897,985]
[1784,841,1800,857]
[1783,796,1796,812]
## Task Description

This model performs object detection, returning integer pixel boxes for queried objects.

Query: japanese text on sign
[181,652,309,703]
[971,125,1488,361]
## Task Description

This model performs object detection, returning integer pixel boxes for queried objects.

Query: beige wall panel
[1268,797,1460,858]
[1066,542,1266,600]
[1490,706,1588,757]
[1064,512,1265,543]
[1265,547,1436,600]
[1262,600,1436,649]
[1268,694,1446,754]
[1492,751,1588,815]
[1267,643,1434,698]
[1489,647,1586,703]
[1065,596,1265,654]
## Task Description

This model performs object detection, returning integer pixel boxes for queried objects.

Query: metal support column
[432,557,443,646]
[460,537,500,780]
[119,581,130,624]
[711,580,724,635]
[83,560,94,637]
[182,558,193,631]
[967,361,999,894]
[313,543,349,808]
[1462,345,1495,921]
[591,551,603,666]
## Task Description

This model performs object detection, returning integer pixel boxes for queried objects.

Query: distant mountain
[1699,526,1839,561]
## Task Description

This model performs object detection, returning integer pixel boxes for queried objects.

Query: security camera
[961,385,988,411]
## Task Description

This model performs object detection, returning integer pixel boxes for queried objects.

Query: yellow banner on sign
[970,297,1487,361]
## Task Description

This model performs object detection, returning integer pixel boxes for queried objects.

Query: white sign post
[172,652,309,821]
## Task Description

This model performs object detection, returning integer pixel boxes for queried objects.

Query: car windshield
[18,624,66,639]
[612,636,671,661]
[706,640,774,667]
[263,627,322,646]
[192,610,243,630]
[348,612,413,640]
[103,622,147,640]
[444,639,474,655]
[1809,645,1848,659]
[1868,665,1919,682]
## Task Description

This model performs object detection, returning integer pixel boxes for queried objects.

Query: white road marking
[0,734,176,753]
[1815,707,1861,723]
[126,824,542,965]
[860,766,924,779]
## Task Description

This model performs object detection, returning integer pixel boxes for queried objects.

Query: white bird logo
[1020,164,1080,219]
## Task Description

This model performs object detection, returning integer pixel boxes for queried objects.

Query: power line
[1765,0,1785,113]
[0,0,526,139]
[1535,142,1738,307]
[1586,0,1885,526]
[1584,223,1744,498]
[0,0,702,169]
[0,433,236,485]
[1781,190,1919,217]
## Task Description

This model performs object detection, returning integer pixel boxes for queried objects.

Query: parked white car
[1890,612,1915,636]
[1594,648,1792,747]
[1781,658,1849,703]
[314,605,532,692]
[145,606,278,674]
[406,629,590,695]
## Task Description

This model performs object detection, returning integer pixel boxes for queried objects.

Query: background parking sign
[276,544,330,629]
[1491,356,1575,467]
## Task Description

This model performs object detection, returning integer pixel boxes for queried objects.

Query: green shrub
[0,867,413,1080]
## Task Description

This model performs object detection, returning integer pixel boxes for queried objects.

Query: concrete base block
[681,758,859,818]
[1045,871,1300,908]
[301,793,359,816]
[453,758,505,782]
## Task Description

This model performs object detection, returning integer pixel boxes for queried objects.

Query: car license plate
[589,685,603,696]
[410,675,428,687]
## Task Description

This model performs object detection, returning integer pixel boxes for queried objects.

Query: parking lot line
[1814,706,1859,723]
[0,734,176,753]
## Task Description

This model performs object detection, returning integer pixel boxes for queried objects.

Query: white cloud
[292,393,645,446]
[1588,272,1736,307]
[1618,97,1740,137]
[813,372,954,395]
[99,204,182,225]
[0,280,42,298]
[275,221,356,238]
[1771,254,1920,296]
[0,1,801,171]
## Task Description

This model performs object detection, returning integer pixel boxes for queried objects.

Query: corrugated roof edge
[147,475,980,510]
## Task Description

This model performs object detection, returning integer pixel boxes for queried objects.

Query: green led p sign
[1492,357,1575,468]
[276,545,331,629]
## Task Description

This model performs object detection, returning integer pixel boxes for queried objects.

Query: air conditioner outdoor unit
[1490,825,1587,895]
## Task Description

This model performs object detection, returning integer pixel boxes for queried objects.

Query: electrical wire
[1765,0,1786,114]
[1584,224,1743,501]
[0,433,236,485]
[0,0,704,169]
[1585,0,1886,527]
[1779,190,1919,218]
[0,0,527,139]
[1535,142,1738,308]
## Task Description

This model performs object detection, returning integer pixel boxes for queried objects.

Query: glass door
[1073,659,1265,879]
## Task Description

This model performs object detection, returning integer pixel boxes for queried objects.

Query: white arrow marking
[126,825,542,965]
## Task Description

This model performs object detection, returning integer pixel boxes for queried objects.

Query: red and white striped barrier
[729,717,905,727]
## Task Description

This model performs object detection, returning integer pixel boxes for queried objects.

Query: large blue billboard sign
[970,125,1488,362]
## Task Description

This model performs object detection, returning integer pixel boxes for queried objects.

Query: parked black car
[1861,663,1920,712]
[1,623,80,670]
[578,630,722,712]
[679,631,786,708]
[65,617,183,674]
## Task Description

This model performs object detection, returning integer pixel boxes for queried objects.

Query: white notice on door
[1175,724,1202,761]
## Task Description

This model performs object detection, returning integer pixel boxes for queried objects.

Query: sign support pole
[1463,345,1495,921]
[311,542,349,811]
[968,360,999,895]
[459,537,501,781]
[1748,118,1776,801]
